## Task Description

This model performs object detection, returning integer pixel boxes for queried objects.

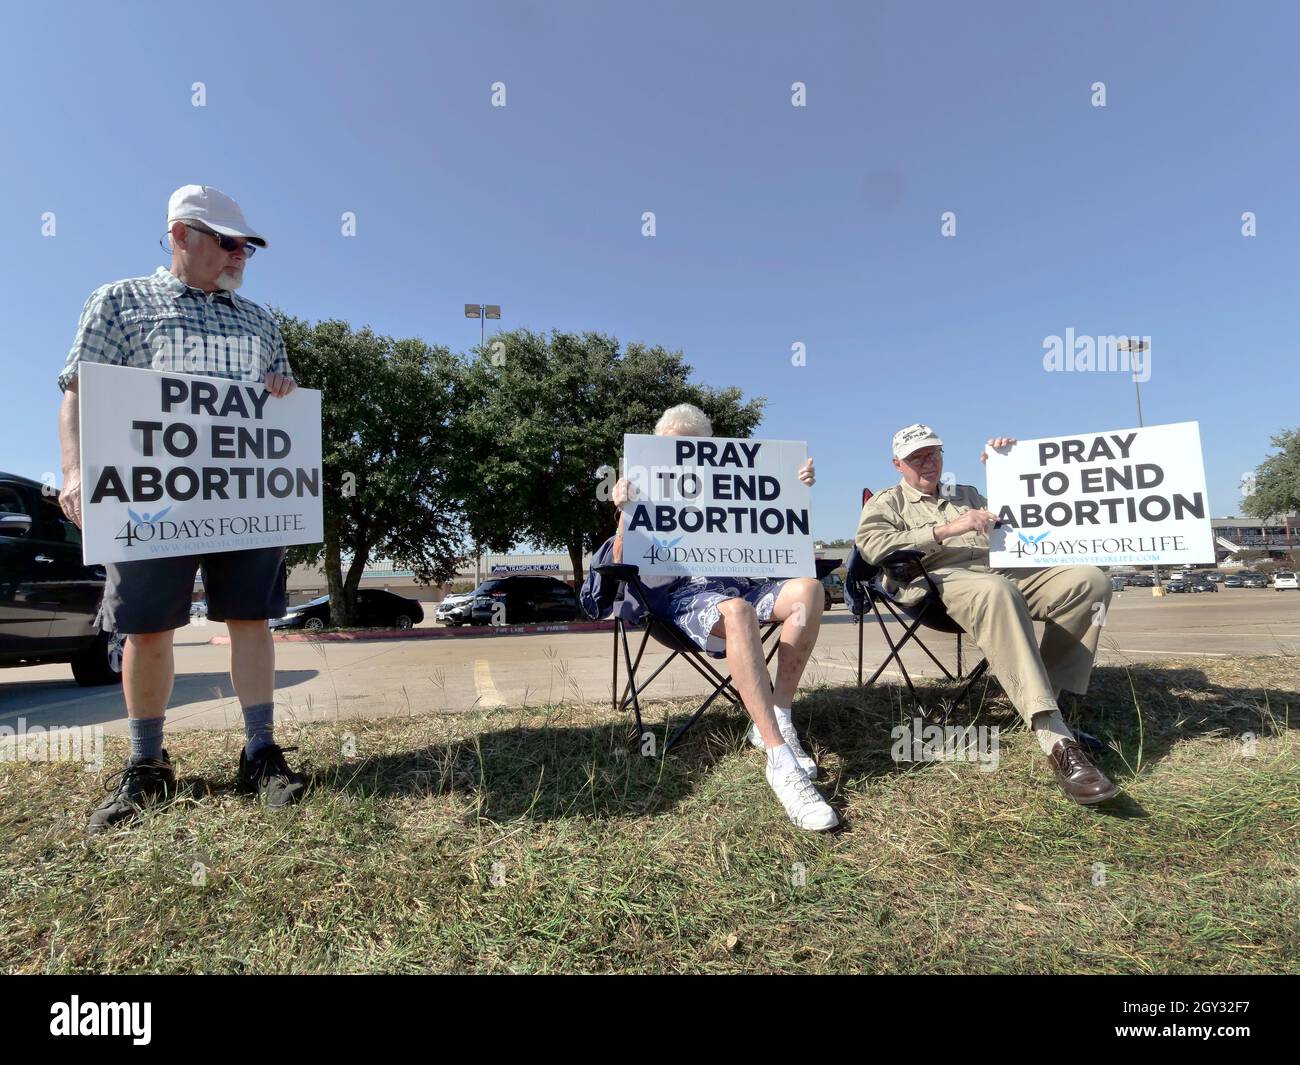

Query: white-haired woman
[612,403,837,831]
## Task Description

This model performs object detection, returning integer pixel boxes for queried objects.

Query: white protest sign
[620,434,815,578]
[985,421,1213,568]
[79,363,323,565]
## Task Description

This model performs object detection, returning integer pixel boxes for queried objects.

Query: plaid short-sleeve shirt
[58,266,292,392]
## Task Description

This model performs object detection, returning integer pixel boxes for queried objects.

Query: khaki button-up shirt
[854,479,990,603]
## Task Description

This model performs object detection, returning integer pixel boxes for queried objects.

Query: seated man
[855,423,1120,805]
[611,403,838,832]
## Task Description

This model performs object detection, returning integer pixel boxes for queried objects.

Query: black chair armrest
[594,563,641,583]
[879,549,927,584]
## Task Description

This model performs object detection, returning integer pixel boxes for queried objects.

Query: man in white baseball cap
[856,423,1119,807]
[57,184,305,835]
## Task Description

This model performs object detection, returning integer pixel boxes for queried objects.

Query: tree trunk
[568,537,584,590]
[324,518,350,627]
[344,542,369,612]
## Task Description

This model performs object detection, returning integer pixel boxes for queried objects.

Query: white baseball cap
[167,184,267,247]
[892,423,944,460]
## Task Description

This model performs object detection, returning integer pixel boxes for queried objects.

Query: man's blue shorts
[99,546,287,634]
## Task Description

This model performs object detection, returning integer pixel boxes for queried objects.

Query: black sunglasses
[185,223,258,257]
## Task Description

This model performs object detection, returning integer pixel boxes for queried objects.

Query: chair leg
[611,622,619,709]
[664,676,734,754]
[617,625,654,710]
[662,622,781,752]
[622,648,684,710]
[946,658,989,719]
[616,620,646,747]
[857,609,864,687]
[865,600,919,700]
[881,599,957,681]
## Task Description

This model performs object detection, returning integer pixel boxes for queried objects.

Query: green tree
[461,330,764,587]
[276,313,471,627]
[1243,429,1300,520]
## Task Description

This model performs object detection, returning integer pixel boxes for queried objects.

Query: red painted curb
[208,619,616,645]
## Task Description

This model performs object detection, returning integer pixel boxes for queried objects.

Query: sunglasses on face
[184,223,257,258]
[903,448,943,466]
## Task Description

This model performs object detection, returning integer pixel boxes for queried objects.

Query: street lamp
[1118,337,1160,593]
[467,303,501,588]
[1117,337,1148,428]
[464,303,501,348]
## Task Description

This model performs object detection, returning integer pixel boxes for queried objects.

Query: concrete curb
[208,619,616,645]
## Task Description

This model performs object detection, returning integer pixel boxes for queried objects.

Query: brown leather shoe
[1049,739,1121,805]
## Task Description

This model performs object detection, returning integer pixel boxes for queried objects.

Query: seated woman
[612,403,837,831]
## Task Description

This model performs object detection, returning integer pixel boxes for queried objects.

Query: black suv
[0,472,122,685]
[270,590,426,631]
[438,575,580,626]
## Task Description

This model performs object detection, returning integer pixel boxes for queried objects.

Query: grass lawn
[2,655,1297,973]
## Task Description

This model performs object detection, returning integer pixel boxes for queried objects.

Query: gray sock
[242,702,275,757]
[128,715,166,763]
[1031,709,1074,755]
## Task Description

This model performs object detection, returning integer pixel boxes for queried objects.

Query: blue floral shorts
[654,577,787,658]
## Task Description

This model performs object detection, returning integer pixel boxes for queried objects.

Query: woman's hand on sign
[263,372,296,398]
[59,470,83,529]
[980,437,1016,464]
[798,457,816,486]
[612,478,633,507]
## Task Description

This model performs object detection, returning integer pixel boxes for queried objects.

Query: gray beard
[215,270,243,292]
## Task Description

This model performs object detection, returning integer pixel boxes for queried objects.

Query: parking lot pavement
[2,589,1297,734]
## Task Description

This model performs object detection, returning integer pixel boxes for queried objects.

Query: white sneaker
[765,756,839,832]
[750,721,818,779]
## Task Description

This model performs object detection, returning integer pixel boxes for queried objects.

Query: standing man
[856,424,1120,805]
[59,185,306,834]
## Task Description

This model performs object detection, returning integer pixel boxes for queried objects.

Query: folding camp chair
[596,562,834,756]
[844,491,991,719]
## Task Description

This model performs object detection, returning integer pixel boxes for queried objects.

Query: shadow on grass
[306,662,1296,825]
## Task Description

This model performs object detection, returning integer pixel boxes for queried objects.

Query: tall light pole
[464,303,501,349]
[1118,337,1160,592]
[1117,337,1148,428]
[465,304,502,587]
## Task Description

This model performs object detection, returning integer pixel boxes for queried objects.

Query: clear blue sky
[4,0,1296,541]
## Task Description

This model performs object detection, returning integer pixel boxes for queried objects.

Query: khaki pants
[926,564,1111,724]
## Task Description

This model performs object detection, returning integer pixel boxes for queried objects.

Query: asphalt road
[3,588,1298,735]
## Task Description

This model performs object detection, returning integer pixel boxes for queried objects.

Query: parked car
[822,572,845,611]
[1274,571,1299,591]
[1109,574,1128,591]
[1240,573,1270,589]
[1125,574,1155,587]
[1200,571,1226,584]
[270,590,425,631]
[1222,575,1243,588]
[1164,579,1188,594]
[1188,576,1218,593]
[0,471,123,685]
[437,575,580,626]
[190,599,208,618]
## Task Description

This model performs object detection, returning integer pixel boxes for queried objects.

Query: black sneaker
[237,744,306,807]
[87,751,177,835]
